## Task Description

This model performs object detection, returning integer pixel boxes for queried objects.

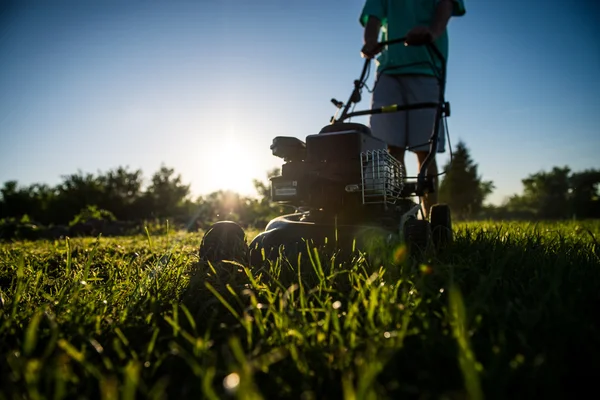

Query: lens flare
[393,245,407,264]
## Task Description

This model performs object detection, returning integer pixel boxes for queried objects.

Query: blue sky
[1,0,599,205]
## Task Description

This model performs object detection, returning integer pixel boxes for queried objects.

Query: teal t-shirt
[359,0,466,76]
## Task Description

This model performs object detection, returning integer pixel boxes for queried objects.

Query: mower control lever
[331,99,343,109]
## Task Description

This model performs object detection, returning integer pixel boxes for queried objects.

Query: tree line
[0,165,282,238]
[1,141,598,239]
[438,141,600,220]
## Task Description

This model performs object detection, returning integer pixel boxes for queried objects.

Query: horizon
[1,0,599,205]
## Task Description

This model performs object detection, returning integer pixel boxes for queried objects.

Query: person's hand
[405,26,438,46]
[361,40,383,59]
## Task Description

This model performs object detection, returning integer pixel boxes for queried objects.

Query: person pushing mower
[359,0,466,219]
[198,2,465,266]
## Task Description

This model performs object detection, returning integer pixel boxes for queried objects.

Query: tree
[569,169,600,219]
[519,166,571,219]
[143,164,191,219]
[98,166,144,220]
[0,181,36,220]
[438,140,495,220]
[52,170,106,224]
[492,167,600,221]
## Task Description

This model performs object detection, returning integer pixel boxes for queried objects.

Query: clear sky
[1,0,599,205]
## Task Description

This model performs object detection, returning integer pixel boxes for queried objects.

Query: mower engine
[269,123,405,223]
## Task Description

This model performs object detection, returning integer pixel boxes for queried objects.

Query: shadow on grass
[174,224,600,399]
[9,227,592,398]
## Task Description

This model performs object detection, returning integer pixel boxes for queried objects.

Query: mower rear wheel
[430,204,453,249]
[404,219,432,256]
[199,221,247,263]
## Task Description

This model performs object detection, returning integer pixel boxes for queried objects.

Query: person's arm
[364,16,381,47]
[359,0,386,58]
[362,16,382,58]
[430,0,455,38]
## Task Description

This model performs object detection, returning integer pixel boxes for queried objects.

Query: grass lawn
[1,220,599,399]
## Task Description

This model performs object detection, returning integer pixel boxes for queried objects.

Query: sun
[192,120,280,198]
[206,135,263,195]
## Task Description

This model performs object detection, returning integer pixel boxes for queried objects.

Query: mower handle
[335,36,448,198]
[338,36,447,122]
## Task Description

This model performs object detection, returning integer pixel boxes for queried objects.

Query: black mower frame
[198,37,456,266]
[328,37,450,198]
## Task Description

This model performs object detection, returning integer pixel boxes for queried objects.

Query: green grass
[1,220,599,399]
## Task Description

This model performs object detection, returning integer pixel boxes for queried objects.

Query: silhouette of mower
[199,38,453,267]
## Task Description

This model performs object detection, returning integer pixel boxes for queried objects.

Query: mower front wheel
[430,204,453,249]
[199,221,248,264]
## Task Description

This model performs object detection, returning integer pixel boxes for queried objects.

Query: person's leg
[388,145,405,176]
[369,73,409,191]
[369,73,408,151]
[399,75,445,219]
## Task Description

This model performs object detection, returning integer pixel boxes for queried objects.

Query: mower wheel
[199,221,247,263]
[430,204,453,249]
[404,219,432,256]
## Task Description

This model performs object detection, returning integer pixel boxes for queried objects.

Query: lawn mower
[199,37,453,267]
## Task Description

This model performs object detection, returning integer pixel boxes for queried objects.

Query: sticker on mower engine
[275,188,297,197]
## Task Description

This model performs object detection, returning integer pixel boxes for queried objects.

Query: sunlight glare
[204,129,265,196]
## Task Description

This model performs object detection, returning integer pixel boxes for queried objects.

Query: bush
[69,205,116,227]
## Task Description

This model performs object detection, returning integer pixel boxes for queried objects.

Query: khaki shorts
[369,73,446,153]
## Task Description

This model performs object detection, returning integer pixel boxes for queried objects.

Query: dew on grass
[393,245,407,264]
[332,301,342,310]
[223,372,240,391]
[89,339,104,354]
